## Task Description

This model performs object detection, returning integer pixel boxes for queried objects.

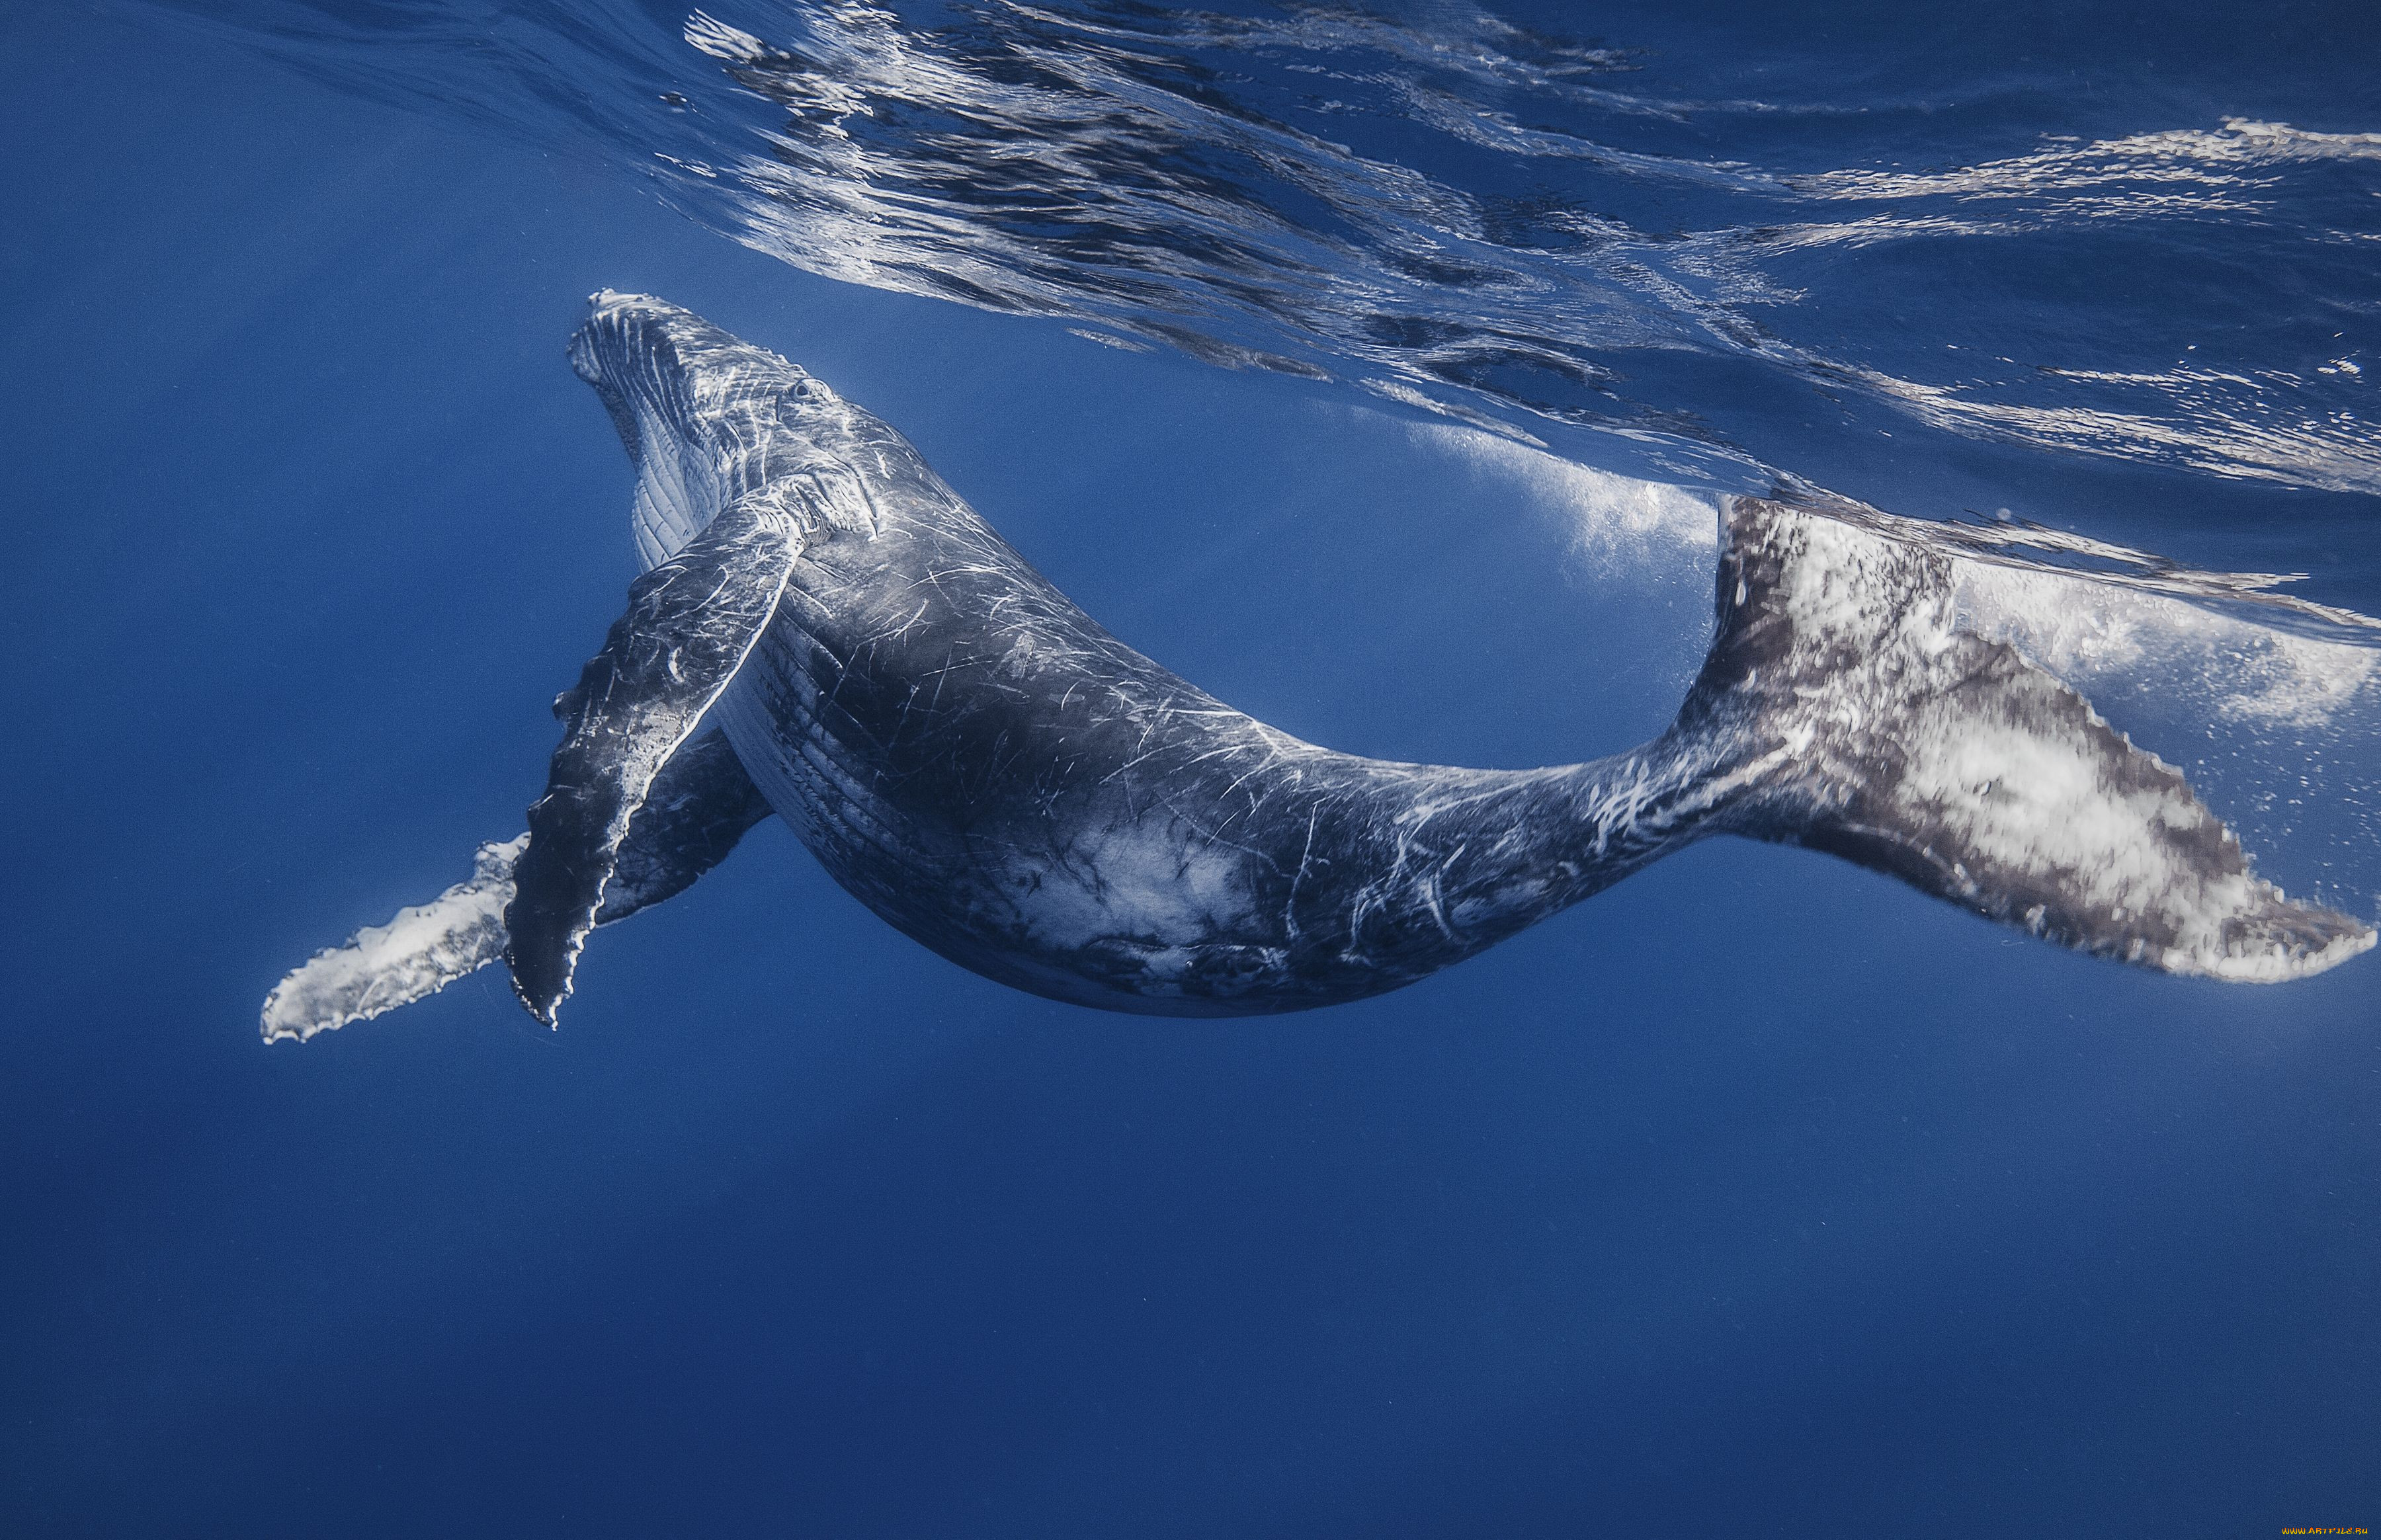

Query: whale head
[568,290,830,565]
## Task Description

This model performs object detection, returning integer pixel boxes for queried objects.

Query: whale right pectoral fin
[259,727,773,1043]
[505,491,807,1024]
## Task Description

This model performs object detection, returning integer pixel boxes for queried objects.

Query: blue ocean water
[2,0,2377,1534]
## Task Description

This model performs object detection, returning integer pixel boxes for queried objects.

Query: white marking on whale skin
[261,835,527,1043]
[991,815,1261,963]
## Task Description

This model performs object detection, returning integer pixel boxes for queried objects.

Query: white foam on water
[1403,421,1720,583]
[1952,563,2381,729]
[1405,417,2380,729]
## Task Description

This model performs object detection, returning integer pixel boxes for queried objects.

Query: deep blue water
[3,1,2378,1535]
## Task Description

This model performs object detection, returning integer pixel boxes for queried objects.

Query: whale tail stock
[1667,496,2372,982]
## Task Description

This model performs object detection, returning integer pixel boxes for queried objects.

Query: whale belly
[698,516,1386,1012]
[710,605,1290,1010]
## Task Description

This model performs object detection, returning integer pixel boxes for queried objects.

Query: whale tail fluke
[1678,497,2373,982]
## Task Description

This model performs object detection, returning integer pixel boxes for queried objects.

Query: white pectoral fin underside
[261,834,529,1043]
[503,491,807,1024]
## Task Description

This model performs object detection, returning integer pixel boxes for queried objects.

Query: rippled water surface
[144,0,2381,497]
[142,0,2381,910]
[3,1,2378,1535]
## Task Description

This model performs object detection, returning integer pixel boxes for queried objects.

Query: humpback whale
[262,294,2372,1041]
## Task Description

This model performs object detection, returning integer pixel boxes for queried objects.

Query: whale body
[262,294,2372,1041]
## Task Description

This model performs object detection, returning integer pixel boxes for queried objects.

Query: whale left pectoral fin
[505,493,806,1024]
[593,727,775,921]
[259,729,774,1043]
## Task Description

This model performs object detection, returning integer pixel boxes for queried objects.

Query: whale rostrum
[260,292,2373,1042]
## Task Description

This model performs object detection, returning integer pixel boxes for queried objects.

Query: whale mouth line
[567,290,803,450]
[567,291,706,454]
[567,291,814,560]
